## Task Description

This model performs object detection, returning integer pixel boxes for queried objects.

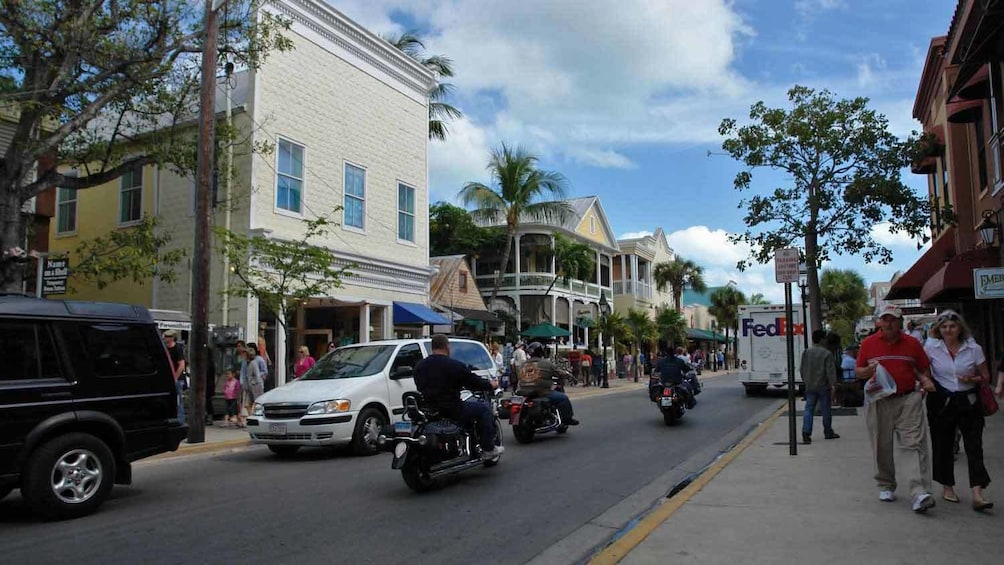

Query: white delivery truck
[737,303,810,395]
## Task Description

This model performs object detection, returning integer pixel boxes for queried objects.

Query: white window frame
[118,166,143,227]
[274,137,305,218]
[56,185,78,236]
[397,181,416,244]
[342,161,366,233]
[589,216,596,233]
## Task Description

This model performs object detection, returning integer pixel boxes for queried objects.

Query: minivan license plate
[269,423,286,435]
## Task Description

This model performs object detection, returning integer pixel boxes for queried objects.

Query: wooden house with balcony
[471,196,619,345]
[612,228,675,317]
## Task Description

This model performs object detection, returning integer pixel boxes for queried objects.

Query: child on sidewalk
[222,369,241,427]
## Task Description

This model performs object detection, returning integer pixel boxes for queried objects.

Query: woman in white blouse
[924,310,993,511]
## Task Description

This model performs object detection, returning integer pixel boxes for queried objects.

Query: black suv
[0,295,188,519]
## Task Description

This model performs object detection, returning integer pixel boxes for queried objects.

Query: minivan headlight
[306,399,351,414]
[252,403,264,417]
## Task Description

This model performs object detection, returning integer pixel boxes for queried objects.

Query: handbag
[978,384,999,417]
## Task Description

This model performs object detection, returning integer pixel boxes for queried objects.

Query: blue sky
[331,0,956,303]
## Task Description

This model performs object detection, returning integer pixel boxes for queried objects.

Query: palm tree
[709,286,746,369]
[655,307,688,350]
[383,31,463,141]
[596,310,629,381]
[748,293,770,305]
[542,232,595,305]
[653,257,708,312]
[625,308,657,382]
[459,143,573,305]
[820,268,870,344]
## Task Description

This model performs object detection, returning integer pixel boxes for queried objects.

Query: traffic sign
[774,247,800,284]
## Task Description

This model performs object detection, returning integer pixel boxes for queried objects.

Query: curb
[146,438,253,462]
[587,401,786,565]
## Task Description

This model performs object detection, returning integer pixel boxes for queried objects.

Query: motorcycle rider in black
[414,334,504,459]
[520,343,579,425]
[655,349,697,409]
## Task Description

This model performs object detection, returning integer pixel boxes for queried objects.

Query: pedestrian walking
[622,352,632,380]
[163,330,187,426]
[580,350,593,386]
[855,305,937,513]
[240,343,265,428]
[511,342,528,392]
[800,329,839,443]
[836,344,862,407]
[923,310,994,511]
[222,369,241,427]
[294,345,316,379]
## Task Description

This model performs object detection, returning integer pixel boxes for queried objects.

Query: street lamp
[978,209,1000,246]
[599,291,611,388]
[797,263,809,349]
[710,319,718,371]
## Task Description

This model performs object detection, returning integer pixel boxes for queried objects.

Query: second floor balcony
[475,272,607,299]
[613,280,652,300]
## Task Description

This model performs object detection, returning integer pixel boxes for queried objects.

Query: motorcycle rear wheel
[663,411,678,426]
[401,461,436,493]
[512,423,535,444]
[483,418,504,467]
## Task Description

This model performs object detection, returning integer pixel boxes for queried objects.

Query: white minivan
[248,337,497,457]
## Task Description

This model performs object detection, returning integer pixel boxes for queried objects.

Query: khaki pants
[866,392,932,497]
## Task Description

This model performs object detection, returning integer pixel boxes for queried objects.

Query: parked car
[0,295,188,520]
[249,337,497,457]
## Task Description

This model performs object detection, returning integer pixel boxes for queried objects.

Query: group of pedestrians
[802,304,997,514]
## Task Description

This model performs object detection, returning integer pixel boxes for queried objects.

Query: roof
[429,255,489,311]
[475,196,621,252]
[0,295,154,322]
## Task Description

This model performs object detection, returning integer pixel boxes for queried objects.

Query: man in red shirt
[856,305,937,513]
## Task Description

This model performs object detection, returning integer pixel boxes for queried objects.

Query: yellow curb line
[148,438,252,461]
[589,401,786,565]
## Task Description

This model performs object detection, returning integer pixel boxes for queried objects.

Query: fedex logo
[741,317,805,337]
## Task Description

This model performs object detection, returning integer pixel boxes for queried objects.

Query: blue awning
[393,302,451,325]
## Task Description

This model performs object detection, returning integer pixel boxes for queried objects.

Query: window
[940,149,950,208]
[459,272,468,293]
[975,111,989,192]
[276,139,304,213]
[344,164,365,229]
[391,343,424,375]
[589,216,596,233]
[398,183,415,241]
[119,166,143,225]
[0,320,61,381]
[449,340,493,371]
[57,187,77,234]
[76,324,157,377]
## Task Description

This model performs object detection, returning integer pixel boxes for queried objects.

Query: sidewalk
[601,398,1003,564]
[564,368,732,400]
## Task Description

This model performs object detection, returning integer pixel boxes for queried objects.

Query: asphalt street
[0,374,779,564]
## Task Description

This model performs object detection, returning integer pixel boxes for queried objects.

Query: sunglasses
[937,312,961,323]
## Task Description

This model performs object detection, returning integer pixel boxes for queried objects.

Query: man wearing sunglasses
[856,305,937,513]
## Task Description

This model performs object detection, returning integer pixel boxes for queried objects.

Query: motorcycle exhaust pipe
[428,458,486,479]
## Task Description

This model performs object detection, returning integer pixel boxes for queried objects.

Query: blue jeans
[176,379,186,425]
[546,390,574,423]
[803,389,832,436]
[458,400,495,451]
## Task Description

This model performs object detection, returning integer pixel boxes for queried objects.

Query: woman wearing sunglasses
[924,310,993,511]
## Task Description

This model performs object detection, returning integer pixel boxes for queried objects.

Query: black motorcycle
[500,377,568,444]
[377,390,503,492]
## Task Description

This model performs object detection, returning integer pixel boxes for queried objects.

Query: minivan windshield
[300,345,395,380]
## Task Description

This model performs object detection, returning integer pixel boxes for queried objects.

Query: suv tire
[351,408,386,456]
[22,433,115,520]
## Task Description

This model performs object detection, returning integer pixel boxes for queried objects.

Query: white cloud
[794,0,846,19]
[856,53,888,89]
[869,222,924,249]
[428,116,493,203]
[565,147,636,169]
[618,231,654,240]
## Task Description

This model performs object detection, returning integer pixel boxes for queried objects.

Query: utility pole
[189,0,224,443]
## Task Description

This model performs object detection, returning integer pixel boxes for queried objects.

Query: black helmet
[526,342,547,358]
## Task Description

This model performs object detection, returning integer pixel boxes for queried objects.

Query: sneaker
[824,431,840,439]
[912,492,935,513]
[879,490,896,502]
[481,446,505,460]
[802,433,812,444]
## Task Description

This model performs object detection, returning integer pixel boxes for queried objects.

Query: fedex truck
[737,303,809,395]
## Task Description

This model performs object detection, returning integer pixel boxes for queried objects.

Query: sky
[329,0,956,303]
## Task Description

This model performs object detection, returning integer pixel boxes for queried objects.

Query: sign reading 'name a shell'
[774,247,801,284]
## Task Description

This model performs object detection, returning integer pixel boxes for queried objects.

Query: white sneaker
[879,490,896,502]
[912,492,935,513]
[481,445,505,460]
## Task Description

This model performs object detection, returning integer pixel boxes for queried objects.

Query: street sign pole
[784,283,797,456]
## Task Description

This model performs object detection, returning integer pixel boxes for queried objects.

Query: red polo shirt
[856,330,930,394]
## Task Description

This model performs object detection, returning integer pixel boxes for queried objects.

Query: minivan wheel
[22,433,115,520]
[352,408,387,456]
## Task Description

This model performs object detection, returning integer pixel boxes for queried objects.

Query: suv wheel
[351,408,386,456]
[22,433,115,520]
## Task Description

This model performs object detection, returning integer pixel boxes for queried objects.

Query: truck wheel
[352,408,387,456]
[21,433,115,520]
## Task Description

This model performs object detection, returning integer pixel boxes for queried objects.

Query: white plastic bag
[864,363,897,405]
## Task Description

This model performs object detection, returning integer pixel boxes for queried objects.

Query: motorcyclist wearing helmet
[656,347,697,408]
[520,342,579,426]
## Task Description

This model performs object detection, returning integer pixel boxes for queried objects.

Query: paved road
[0,374,779,564]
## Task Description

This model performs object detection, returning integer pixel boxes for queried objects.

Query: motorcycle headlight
[306,399,351,415]
[252,403,264,417]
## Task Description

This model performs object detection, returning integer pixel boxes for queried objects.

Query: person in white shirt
[923,310,993,511]
[510,342,528,392]
[906,319,926,343]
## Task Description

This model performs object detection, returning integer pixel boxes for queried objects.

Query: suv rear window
[450,340,493,371]
[0,320,62,381]
[76,324,158,377]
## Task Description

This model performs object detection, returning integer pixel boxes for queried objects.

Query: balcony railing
[613,280,652,299]
[475,272,607,298]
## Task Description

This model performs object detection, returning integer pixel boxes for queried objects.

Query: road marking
[588,401,785,565]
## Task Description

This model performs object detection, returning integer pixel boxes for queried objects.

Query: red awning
[885,228,957,300]
[957,64,990,100]
[920,247,1000,303]
[947,98,983,123]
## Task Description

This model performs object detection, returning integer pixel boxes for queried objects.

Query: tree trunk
[0,186,27,293]
[489,228,515,308]
[805,230,822,332]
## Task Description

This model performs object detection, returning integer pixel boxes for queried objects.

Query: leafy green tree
[655,307,688,350]
[214,214,351,384]
[719,85,930,330]
[709,286,746,369]
[596,309,629,375]
[383,31,462,141]
[653,257,708,312]
[748,293,770,305]
[819,268,870,344]
[625,307,657,381]
[429,202,494,257]
[542,232,595,304]
[459,143,573,305]
[63,216,185,292]
[0,0,291,292]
